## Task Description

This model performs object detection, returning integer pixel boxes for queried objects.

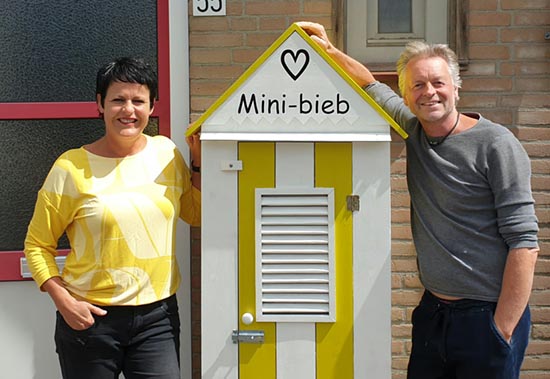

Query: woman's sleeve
[24,158,76,289]
[24,189,69,289]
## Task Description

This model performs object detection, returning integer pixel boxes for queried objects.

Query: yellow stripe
[315,142,354,378]
[238,142,276,378]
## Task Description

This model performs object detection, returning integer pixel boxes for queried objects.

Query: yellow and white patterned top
[24,135,201,306]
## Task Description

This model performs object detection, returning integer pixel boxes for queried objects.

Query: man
[298,22,539,379]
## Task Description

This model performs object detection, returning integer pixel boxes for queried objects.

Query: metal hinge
[346,195,360,212]
[231,330,265,344]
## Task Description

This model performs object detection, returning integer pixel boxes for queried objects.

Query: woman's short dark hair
[95,57,158,107]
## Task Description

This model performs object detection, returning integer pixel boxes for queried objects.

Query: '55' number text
[193,0,225,16]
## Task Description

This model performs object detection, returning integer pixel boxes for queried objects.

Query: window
[367,0,430,46]
[345,0,468,70]
[255,188,336,322]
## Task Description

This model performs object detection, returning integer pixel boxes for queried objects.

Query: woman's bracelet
[191,160,201,173]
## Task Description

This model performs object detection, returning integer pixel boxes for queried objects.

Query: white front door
[201,140,392,379]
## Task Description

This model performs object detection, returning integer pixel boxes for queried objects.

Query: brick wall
[462,2,550,377]
[188,1,550,378]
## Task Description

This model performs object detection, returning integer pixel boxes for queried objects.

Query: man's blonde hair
[396,41,462,96]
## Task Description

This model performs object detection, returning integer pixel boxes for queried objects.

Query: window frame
[366,0,425,46]
[337,0,468,71]
[0,0,171,281]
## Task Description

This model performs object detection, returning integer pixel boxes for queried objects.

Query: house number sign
[193,0,226,16]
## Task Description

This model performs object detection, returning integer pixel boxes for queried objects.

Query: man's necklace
[426,112,461,146]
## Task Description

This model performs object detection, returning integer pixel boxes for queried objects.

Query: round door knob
[241,313,254,325]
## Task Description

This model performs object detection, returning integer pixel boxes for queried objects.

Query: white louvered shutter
[255,188,335,322]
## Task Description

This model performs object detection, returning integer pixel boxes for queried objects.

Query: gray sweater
[366,82,539,301]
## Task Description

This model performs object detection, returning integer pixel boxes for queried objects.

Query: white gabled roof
[187,23,407,142]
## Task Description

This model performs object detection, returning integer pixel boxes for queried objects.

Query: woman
[24,57,201,378]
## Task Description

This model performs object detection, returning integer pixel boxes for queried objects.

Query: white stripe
[353,142,392,378]
[275,143,316,379]
[201,141,239,378]
[277,323,316,379]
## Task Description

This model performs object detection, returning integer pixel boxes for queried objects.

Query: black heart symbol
[281,49,310,81]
